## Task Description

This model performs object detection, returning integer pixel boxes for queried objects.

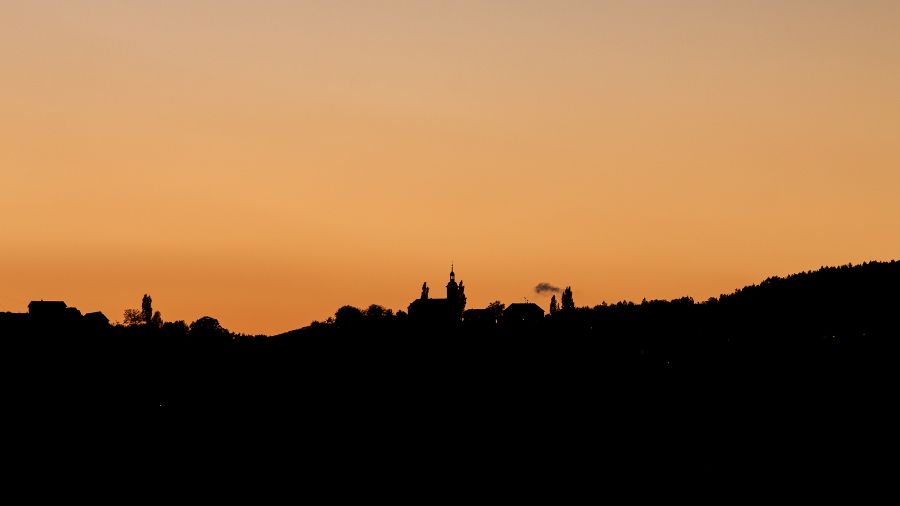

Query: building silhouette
[15,300,108,326]
[503,303,545,328]
[28,301,68,320]
[408,266,467,325]
[84,312,110,326]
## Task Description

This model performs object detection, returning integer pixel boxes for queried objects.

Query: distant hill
[719,260,899,312]
[1,260,898,413]
[274,260,900,341]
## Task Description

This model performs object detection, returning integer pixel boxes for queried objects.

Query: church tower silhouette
[408,265,466,324]
[447,264,458,301]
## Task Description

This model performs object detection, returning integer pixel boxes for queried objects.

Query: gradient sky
[2,1,899,334]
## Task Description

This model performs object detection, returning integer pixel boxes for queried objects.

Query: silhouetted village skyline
[3,260,899,411]
[3,260,899,335]
[406,266,549,329]
[0,265,565,333]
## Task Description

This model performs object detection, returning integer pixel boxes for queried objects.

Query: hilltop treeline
[2,261,899,411]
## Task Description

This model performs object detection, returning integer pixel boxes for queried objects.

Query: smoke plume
[534,282,561,295]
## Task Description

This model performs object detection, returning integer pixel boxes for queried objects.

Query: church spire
[447,263,459,301]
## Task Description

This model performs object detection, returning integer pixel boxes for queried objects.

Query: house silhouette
[28,300,68,319]
[503,303,545,328]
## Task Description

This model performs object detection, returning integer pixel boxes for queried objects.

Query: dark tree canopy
[124,293,162,327]
[334,305,364,328]
[458,281,467,312]
[123,309,143,326]
[561,286,575,311]
[549,295,560,315]
[189,316,228,338]
[141,295,153,324]
[485,301,505,323]
[365,304,393,319]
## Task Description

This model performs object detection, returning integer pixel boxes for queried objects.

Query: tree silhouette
[458,281,467,312]
[486,301,505,324]
[141,295,153,323]
[123,308,143,326]
[334,305,364,328]
[161,320,189,339]
[550,295,560,315]
[365,304,393,319]
[561,287,575,311]
[124,293,162,327]
[189,316,228,338]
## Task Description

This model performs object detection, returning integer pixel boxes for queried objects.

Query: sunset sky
[2,1,899,334]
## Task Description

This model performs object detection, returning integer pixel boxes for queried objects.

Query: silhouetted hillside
[2,261,898,415]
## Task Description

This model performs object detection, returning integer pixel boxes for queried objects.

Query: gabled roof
[411,298,450,305]
[505,302,544,311]
[84,311,109,323]
[28,300,66,307]
[28,300,66,309]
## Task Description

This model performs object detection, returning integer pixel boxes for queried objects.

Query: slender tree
[141,294,153,324]
[458,282,467,312]
[561,287,575,311]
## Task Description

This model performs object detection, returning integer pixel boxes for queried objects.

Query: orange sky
[2,1,899,334]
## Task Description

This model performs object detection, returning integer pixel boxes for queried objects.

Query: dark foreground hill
[2,261,898,420]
